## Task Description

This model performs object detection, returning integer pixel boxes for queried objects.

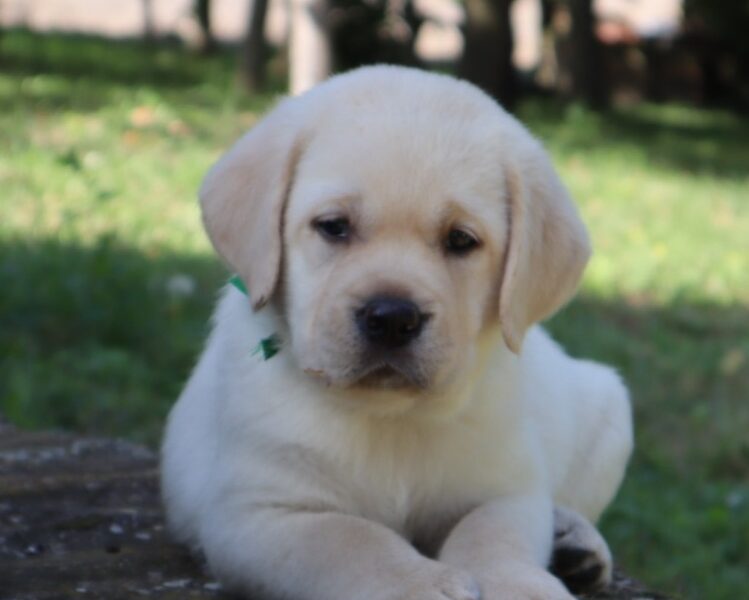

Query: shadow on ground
[0,236,225,443]
[0,29,286,116]
[519,100,749,180]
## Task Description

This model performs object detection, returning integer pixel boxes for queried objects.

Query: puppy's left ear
[499,140,591,353]
[199,98,306,310]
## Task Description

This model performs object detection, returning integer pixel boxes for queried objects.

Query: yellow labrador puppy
[161,66,633,600]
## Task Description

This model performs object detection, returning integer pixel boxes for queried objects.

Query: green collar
[229,275,281,360]
[228,274,248,295]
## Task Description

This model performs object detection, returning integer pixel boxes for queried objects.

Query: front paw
[386,561,480,600]
[483,564,575,600]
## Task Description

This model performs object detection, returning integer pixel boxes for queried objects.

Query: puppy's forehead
[291,108,508,226]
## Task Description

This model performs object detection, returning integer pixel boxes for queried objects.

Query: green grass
[1,29,748,600]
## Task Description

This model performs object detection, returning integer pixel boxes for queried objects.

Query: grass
[1,29,748,599]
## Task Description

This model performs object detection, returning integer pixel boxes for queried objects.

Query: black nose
[356,297,425,348]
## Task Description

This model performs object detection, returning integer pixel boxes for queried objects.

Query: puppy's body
[163,293,630,595]
[162,66,633,600]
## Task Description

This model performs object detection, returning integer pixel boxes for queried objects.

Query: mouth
[351,360,427,390]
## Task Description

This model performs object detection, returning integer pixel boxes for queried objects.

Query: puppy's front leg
[202,508,480,600]
[439,494,575,600]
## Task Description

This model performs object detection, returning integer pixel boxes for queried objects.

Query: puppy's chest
[332,420,527,539]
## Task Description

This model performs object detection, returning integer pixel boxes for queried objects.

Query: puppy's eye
[445,228,480,256]
[314,217,351,242]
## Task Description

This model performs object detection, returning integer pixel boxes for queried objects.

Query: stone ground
[0,419,668,600]
[0,420,228,600]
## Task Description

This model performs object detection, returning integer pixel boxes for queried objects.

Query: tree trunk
[241,0,270,92]
[142,0,155,41]
[459,0,516,110]
[569,0,607,108]
[290,0,332,95]
[195,0,217,53]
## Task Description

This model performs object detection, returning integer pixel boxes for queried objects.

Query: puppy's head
[200,67,590,410]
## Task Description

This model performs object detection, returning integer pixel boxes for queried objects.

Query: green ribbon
[228,275,280,360]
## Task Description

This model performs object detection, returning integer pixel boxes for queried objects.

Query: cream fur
[161,66,633,600]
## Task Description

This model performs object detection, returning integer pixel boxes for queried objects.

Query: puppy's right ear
[199,98,306,310]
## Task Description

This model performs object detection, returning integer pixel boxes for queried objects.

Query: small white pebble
[135,531,152,541]
[163,579,191,589]
[203,582,222,591]
[83,151,103,169]
[166,274,196,298]
[726,490,745,509]
[109,524,124,535]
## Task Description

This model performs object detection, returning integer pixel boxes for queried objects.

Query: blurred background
[0,0,747,598]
